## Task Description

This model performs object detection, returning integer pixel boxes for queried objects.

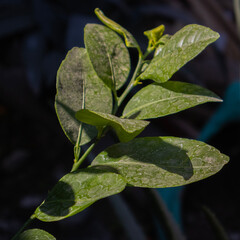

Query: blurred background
[0,0,239,239]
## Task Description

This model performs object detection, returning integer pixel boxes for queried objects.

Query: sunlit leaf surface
[123,81,222,119]
[92,137,229,188]
[35,167,126,221]
[139,24,219,82]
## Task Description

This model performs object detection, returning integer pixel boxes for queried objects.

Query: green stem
[11,214,36,240]
[118,56,143,107]
[118,48,154,108]
[74,76,85,162]
[74,122,83,162]
[143,47,154,59]
[71,140,99,172]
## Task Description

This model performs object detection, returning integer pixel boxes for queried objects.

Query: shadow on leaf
[55,99,97,143]
[38,167,125,220]
[104,137,194,181]
[39,181,75,217]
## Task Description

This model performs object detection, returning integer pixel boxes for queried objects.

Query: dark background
[0,0,239,239]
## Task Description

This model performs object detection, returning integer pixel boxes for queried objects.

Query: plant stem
[118,56,143,107]
[74,122,83,162]
[118,48,154,108]
[11,214,36,240]
[74,77,86,162]
[71,140,99,172]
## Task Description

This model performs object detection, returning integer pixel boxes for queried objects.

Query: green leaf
[91,137,229,188]
[35,167,126,222]
[75,109,149,142]
[122,81,222,119]
[94,8,140,50]
[84,23,130,90]
[154,34,171,56]
[144,25,165,48]
[55,47,112,145]
[139,24,220,83]
[17,229,55,240]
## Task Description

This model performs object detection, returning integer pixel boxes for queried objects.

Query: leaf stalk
[118,55,143,107]
[11,214,36,240]
[118,49,153,107]
[71,140,99,172]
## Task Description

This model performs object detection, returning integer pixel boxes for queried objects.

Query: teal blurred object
[199,81,240,142]
[157,186,183,225]
[156,81,240,237]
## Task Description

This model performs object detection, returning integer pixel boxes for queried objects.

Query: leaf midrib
[142,35,217,78]
[94,27,115,87]
[122,95,219,118]
[39,198,94,205]
[93,161,225,169]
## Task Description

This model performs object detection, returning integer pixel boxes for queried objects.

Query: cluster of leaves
[14,8,229,239]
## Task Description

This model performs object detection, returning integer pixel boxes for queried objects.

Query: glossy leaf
[139,24,220,83]
[122,81,222,119]
[84,23,130,90]
[91,137,229,188]
[55,47,112,145]
[154,34,171,56]
[75,109,149,142]
[94,8,140,50]
[35,167,126,222]
[17,229,55,240]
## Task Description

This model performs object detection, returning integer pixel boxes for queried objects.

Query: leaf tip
[94,8,101,15]
[210,96,223,103]
[223,154,230,165]
[214,30,220,39]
